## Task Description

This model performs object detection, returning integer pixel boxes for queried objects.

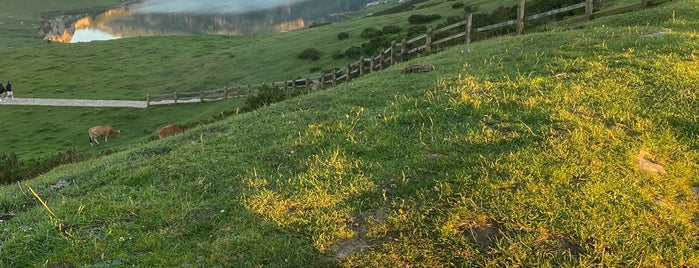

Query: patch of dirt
[331,208,387,260]
[456,216,505,249]
[544,233,584,258]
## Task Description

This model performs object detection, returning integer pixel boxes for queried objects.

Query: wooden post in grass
[332,69,337,87]
[346,64,351,82]
[369,57,375,73]
[359,58,365,77]
[390,41,396,65]
[379,50,384,70]
[426,27,433,52]
[585,0,594,20]
[146,95,151,107]
[223,87,228,99]
[517,0,526,35]
[305,78,310,91]
[466,12,473,44]
[174,92,178,104]
[320,72,325,90]
[200,91,204,102]
[247,84,251,95]
[401,39,407,61]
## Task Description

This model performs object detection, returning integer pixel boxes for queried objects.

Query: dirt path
[0,98,149,108]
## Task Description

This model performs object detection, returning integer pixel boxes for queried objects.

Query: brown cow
[88,125,120,146]
[158,124,185,139]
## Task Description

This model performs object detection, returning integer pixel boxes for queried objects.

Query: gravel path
[0,98,193,108]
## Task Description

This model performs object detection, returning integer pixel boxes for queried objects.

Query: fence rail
[146,0,671,107]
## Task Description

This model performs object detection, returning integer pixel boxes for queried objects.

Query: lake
[52,0,381,43]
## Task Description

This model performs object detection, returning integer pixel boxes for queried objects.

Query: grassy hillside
[1,0,697,266]
[0,0,503,159]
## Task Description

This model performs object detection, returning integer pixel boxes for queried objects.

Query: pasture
[0,0,697,266]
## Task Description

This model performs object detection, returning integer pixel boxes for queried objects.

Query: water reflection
[43,0,377,43]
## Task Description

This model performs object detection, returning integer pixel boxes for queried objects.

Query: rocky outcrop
[37,14,85,42]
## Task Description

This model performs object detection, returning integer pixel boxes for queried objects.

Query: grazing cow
[158,124,185,139]
[88,125,120,145]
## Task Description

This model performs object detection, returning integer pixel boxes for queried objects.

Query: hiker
[5,81,12,100]
[0,82,5,102]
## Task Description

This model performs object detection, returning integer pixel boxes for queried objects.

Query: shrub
[382,25,402,35]
[337,32,350,40]
[331,50,345,59]
[408,14,442,24]
[298,48,321,61]
[360,27,382,39]
[243,84,306,112]
[407,25,428,37]
[361,42,377,55]
[345,46,362,59]
[0,148,89,185]
[308,22,331,28]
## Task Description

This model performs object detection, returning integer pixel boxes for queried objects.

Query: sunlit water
[63,0,379,43]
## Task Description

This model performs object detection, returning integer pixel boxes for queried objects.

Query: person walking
[5,81,12,100]
[0,81,5,102]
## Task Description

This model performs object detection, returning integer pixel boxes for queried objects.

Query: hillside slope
[1,0,698,266]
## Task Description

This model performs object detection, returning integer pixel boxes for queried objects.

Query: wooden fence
[145,0,671,107]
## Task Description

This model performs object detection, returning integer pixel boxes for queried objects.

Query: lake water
[61,0,378,43]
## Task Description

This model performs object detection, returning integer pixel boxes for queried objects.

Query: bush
[331,50,345,59]
[243,84,306,112]
[361,42,377,55]
[408,14,442,24]
[407,25,428,37]
[298,48,321,61]
[337,32,350,40]
[360,27,382,39]
[0,148,89,185]
[345,46,362,59]
[308,22,331,28]
[382,25,402,35]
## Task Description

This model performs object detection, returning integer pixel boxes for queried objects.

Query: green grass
[1,0,699,265]
[1,0,698,266]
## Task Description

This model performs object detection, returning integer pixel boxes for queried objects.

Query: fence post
[320,72,325,90]
[359,58,365,77]
[401,39,407,61]
[379,49,384,70]
[305,78,310,91]
[517,0,526,35]
[585,0,594,20]
[247,84,251,95]
[466,12,473,44]
[146,94,151,107]
[174,92,178,104]
[369,57,375,73]
[346,64,351,82]
[390,41,396,65]
[426,27,433,52]
[223,87,228,99]
[332,70,337,87]
[200,91,204,102]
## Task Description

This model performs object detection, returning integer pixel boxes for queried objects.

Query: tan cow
[158,124,185,139]
[89,125,120,145]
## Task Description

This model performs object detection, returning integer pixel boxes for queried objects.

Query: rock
[402,64,434,74]
[637,150,666,174]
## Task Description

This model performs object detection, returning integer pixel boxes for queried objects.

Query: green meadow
[1,0,698,266]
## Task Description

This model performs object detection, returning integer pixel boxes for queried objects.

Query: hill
[1,0,698,266]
